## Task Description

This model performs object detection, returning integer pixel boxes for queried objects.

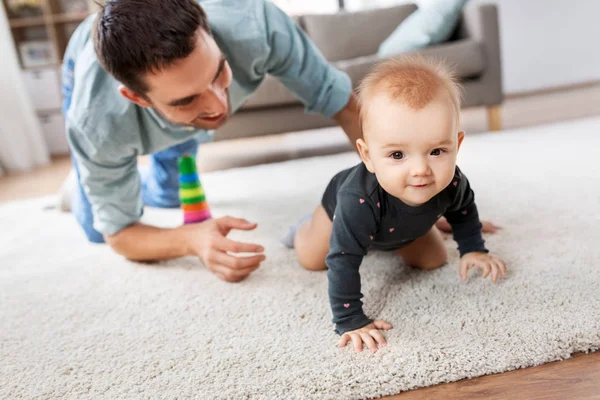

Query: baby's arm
[327,191,392,352]
[444,168,507,281]
[444,168,487,255]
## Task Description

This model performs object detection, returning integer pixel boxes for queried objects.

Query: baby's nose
[411,158,429,175]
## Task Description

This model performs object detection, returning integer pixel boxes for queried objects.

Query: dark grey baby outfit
[321,163,487,334]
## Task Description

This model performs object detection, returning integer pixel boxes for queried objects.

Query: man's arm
[67,124,265,281]
[106,218,265,281]
[105,223,189,261]
[260,2,359,145]
[105,217,265,282]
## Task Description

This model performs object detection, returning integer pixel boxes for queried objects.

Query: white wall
[344,0,600,94]
[489,0,600,93]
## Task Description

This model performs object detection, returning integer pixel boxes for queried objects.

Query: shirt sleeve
[261,1,352,118]
[67,122,143,236]
[326,191,379,335]
[444,168,488,257]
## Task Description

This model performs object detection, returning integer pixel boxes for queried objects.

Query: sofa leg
[487,105,502,131]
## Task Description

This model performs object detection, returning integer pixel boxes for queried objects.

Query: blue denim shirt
[63,0,352,236]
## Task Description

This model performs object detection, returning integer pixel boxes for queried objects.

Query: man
[62,0,361,282]
[63,0,497,283]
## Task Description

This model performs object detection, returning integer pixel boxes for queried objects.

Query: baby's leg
[396,226,448,270]
[294,205,333,271]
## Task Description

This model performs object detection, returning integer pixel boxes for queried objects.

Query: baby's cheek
[436,171,454,191]
[380,174,404,198]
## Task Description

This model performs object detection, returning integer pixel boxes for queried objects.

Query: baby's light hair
[357,55,463,129]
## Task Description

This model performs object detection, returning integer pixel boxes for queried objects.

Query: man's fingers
[338,334,351,348]
[213,271,227,282]
[213,251,265,271]
[216,236,264,254]
[217,216,258,232]
[359,332,378,353]
[208,252,263,282]
[210,264,253,282]
[351,333,363,353]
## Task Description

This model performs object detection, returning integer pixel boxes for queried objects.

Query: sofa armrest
[458,3,503,105]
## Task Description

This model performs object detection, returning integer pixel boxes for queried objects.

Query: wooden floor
[387,352,600,400]
[1,83,600,399]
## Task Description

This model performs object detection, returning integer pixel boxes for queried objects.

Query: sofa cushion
[301,4,417,62]
[243,39,485,111]
[335,38,486,88]
[409,38,485,78]
[378,0,469,57]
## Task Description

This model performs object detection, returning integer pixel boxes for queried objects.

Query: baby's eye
[390,151,405,160]
[431,148,446,156]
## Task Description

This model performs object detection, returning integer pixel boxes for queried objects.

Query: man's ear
[118,85,151,108]
[457,130,465,151]
[356,138,375,173]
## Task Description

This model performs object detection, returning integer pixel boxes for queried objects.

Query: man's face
[140,29,233,130]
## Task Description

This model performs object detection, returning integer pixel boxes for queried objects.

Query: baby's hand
[459,252,507,283]
[338,320,393,353]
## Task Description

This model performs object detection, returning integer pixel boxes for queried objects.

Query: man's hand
[459,252,507,283]
[333,93,362,150]
[338,320,393,353]
[435,216,502,234]
[182,216,265,282]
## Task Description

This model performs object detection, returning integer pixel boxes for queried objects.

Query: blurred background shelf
[51,11,88,23]
[8,15,45,27]
[2,0,96,68]
[2,0,99,155]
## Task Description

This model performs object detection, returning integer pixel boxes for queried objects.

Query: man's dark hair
[93,0,211,95]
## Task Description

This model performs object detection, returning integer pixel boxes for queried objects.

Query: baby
[289,56,507,353]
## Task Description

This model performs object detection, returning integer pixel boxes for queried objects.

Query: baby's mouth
[410,182,432,188]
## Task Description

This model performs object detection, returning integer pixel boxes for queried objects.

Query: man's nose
[205,86,228,114]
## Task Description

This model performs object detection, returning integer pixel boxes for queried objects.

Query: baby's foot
[280,213,312,248]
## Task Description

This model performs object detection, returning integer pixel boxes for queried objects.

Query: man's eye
[174,98,196,108]
[390,152,405,160]
[431,148,446,156]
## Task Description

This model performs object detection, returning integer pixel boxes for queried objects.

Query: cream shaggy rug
[1,117,599,400]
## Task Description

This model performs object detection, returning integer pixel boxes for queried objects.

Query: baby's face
[359,90,463,206]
